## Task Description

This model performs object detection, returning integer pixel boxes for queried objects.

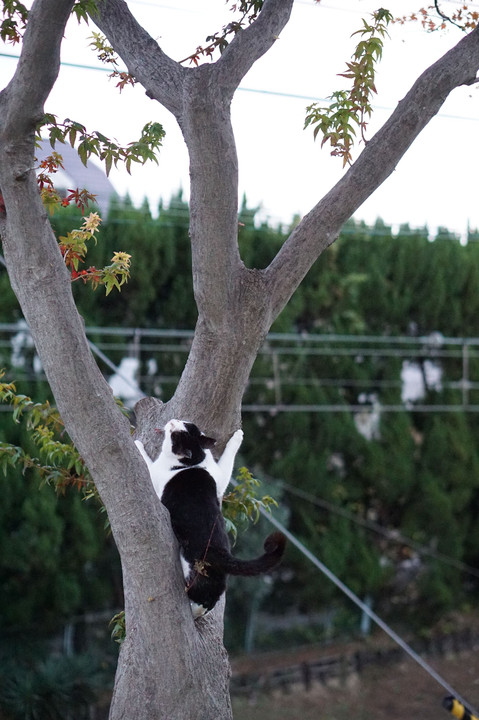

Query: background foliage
[1,193,479,708]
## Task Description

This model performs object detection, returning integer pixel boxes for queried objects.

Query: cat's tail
[219,532,286,576]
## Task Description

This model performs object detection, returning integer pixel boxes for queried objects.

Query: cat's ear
[200,434,216,450]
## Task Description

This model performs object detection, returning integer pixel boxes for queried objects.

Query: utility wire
[0,52,478,124]
[258,503,479,716]
[278,481,479,579]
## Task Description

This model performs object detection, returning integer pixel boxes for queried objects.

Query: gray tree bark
[0,1,478,718]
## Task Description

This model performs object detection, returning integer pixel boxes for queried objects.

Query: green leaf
[104,152,112,177]
[77,141,89,166]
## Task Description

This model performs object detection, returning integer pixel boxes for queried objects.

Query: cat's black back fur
[158,422,286,616]
[161,466,231,612]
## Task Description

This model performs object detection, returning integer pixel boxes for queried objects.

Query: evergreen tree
[3,199,479,649]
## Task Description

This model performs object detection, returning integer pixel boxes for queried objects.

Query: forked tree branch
[264,24,479,320]
[94,0,294,107]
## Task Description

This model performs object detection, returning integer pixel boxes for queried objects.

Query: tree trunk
[1,1,479,718]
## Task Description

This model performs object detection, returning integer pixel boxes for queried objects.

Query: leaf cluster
[89,31,136,92]
[0,1,97,44]
[110,610,126,645]
[38,115,165,177]
[394,3,478,32]
[36,151,70,213]
[59,212,99,268]
[304,9,392,166]
[0,0,27,44]
[99,250,132,296]
[59,214,131,294]
[32,152,131,295]
[222,466,278,543]
[36,153,98,216]
[0,372,94,496]
[71,0,98,25]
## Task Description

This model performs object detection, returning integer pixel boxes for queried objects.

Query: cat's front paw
[230,429,243,448]
[135,439,150,466]
[135,439,145,455]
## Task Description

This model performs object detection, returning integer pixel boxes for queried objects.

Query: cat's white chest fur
[135,421,243,502]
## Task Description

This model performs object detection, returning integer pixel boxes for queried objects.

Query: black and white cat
[135,419,286,618]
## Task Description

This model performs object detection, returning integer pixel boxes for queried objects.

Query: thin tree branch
[93,0,186,115]
[264,25,479,320]
[434,0,464,31]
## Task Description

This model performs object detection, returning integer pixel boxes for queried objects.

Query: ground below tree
[231,613,479,720]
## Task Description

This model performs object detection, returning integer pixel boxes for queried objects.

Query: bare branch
[265,25,479,319]
[434,0,464,31]
[93,0,186,115]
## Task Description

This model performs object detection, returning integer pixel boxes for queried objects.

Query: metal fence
[230,629,479,698]
[1,322,479,413]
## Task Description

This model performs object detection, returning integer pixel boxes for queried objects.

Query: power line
[1,51,478,124]
[242,404,479,413]
[258,503,479,716]
[279,481,479,579]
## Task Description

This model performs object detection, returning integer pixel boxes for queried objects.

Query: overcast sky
[1,0,478,237]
